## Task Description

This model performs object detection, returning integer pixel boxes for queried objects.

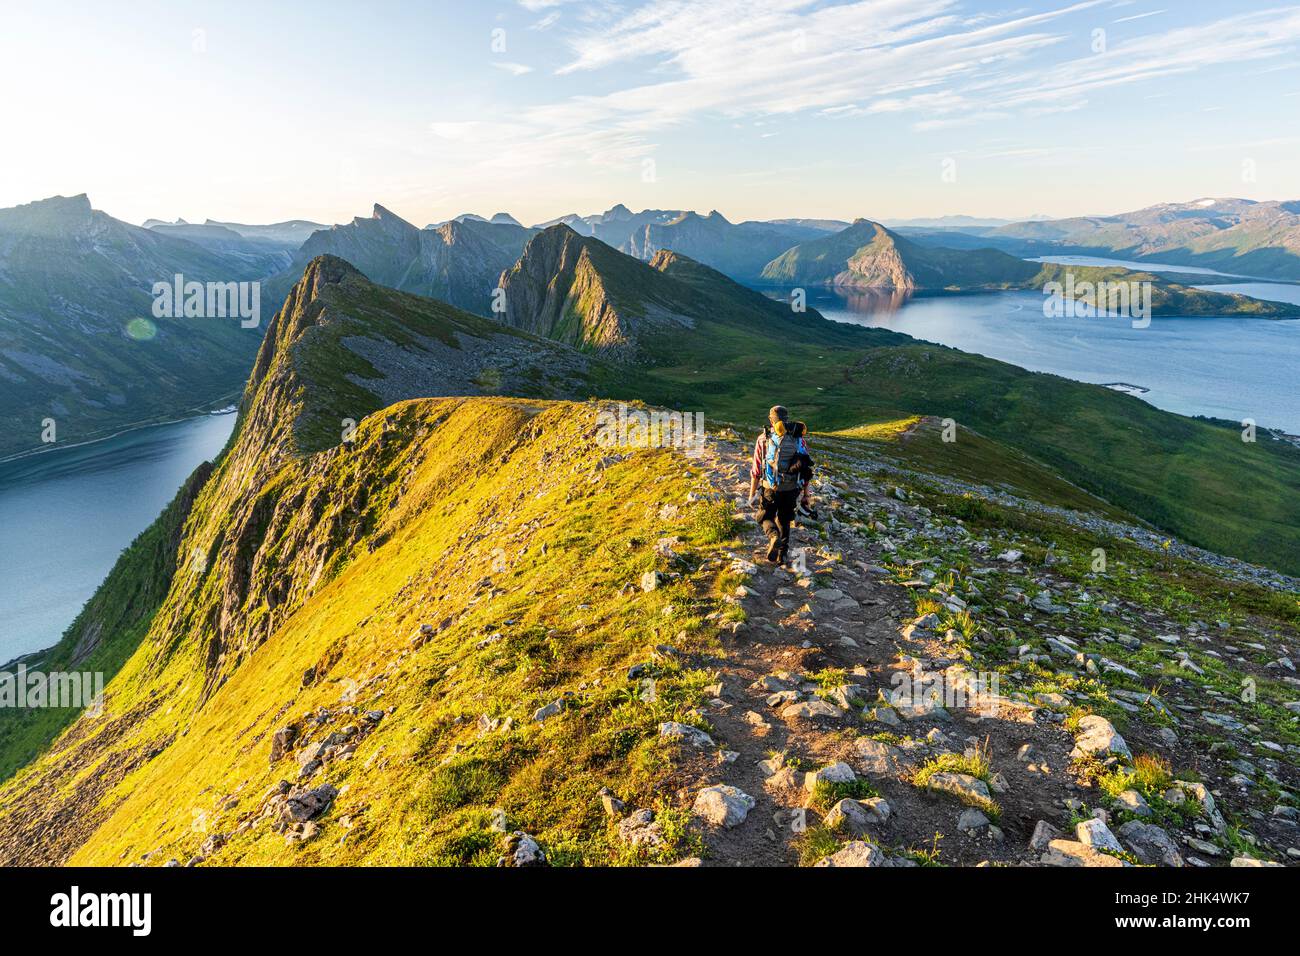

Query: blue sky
[3,0,1299,227]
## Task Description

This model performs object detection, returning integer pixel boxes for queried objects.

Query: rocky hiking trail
[644,426,1299,867]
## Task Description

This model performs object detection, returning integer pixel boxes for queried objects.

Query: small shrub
[688,501,740,544]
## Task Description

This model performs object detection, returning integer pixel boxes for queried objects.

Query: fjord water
[0,413,236,662]
[802,275,1300,434]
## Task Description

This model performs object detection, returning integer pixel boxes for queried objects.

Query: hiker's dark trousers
[757,487,800,550]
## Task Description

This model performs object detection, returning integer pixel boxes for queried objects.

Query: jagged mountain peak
[246,253,599,458]
[370,203,413,225]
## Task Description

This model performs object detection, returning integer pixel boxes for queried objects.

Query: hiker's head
[768,405,789,428]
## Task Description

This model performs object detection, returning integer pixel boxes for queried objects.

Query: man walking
[747,405,810,564]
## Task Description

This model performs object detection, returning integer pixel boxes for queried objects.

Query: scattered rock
[269,726,297,764]
[825,797,891,833]
[600,790,626,819]
[1029,820,1062,852]
[780,699,845,720]
[1117,821,1183,867]
[924,772,991,806]
[1041,839,1125,867]
[1174,781,1226,832]
[658,721,715,748]
[1114,789,1151,818]
[532,699,564,722]
[616,809,664,848]
[281,783,338,824]
[1076,818,1125,855]
[815,840,884,867]
[498,831,546,867]
[803,762,856,792]
[854,738,902,777]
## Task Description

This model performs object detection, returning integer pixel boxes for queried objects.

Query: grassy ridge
[2,399,736,865]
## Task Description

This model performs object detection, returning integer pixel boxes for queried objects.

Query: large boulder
[693,785,755,828]
[854,738,902,777]
[1076,818,1125,855]
[1041,839,1126,867]
[1116,821,1183,867]
[1070,715,1132,761]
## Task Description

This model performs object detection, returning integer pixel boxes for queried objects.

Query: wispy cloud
[491,61,535,75]
[1114,9,1166,24]
[439,0,1300,191]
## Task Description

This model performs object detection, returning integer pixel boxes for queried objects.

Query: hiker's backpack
[762,428,805,492]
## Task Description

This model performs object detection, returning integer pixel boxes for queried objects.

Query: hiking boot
[765,535,781,563]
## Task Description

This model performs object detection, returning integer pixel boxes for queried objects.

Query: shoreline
[0,406,239,665]
[0,397,240,468]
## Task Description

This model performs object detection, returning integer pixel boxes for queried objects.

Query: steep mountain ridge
[494,225,700,357]
[486,228,1300,575]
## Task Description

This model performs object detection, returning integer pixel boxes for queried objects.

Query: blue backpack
[762,429,806,492]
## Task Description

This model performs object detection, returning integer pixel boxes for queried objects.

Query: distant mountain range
[910,198,1300,281]
[273,205,535,316]
[992,198,1300,280]
[7,192,1300,464]
[759,218,1300,316]
[479,205,833,280]
[0,195,268,459]
[141,220,296,274]
[143,217,326,247]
